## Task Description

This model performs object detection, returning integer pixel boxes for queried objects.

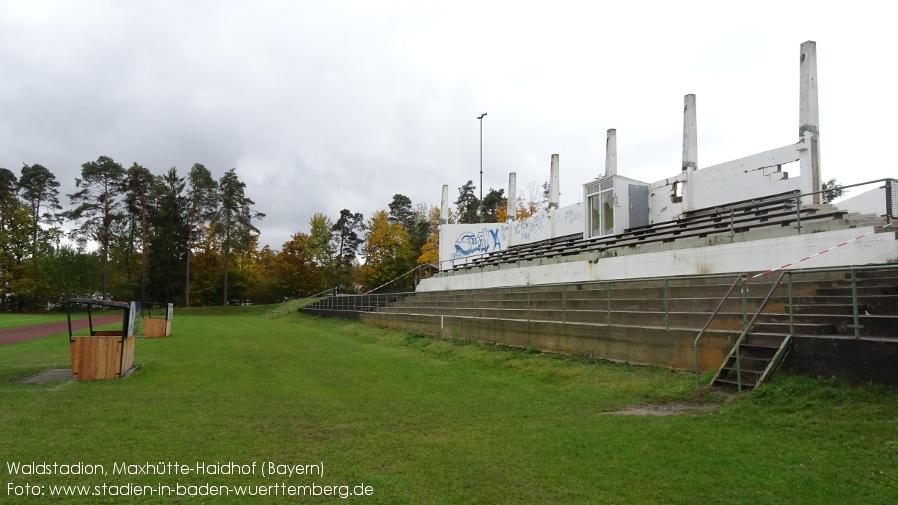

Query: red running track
[0,316,123,345]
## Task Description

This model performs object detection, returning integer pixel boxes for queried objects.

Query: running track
[0,316,122,345]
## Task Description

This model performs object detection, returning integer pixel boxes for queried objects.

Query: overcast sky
[2,1,896,249]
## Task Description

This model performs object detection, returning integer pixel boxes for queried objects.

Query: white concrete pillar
[799,41,819,137]
[440,184,449,224]
[438,184,449,271]
[682,94,697,173]
[605,128,617,177]
[682,94,698,212]
[799,40,821,204]
[549,154,560,209]
[508,172,517,221]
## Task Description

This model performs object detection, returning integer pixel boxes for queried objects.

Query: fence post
[849,268,863,339]
[729,209,735,240]
[664,279,670,330]
[887,179,896,221]
[787,272,795,335]
[527,285,531,322]
[606,281,612,325]
[562,284,567,324]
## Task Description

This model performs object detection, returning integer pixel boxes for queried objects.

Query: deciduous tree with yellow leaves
[360,210,414,292]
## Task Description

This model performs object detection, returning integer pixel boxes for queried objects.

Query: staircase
[301,265,898,387]
[711,333,792,391]
[709,267,898,390]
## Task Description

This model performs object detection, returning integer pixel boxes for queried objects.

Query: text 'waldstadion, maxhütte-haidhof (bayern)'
[7,461,323,477]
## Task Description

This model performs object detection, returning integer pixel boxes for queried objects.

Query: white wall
[439,202,584,269]
[648,135,817,223]
[422,226,897,291]
[836,186,888,217]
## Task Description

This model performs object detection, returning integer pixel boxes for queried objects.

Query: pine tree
[213,169,264,305]
[66,156,127,299]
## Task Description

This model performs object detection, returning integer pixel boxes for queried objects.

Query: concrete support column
[549,154,560,210]
[682,94,698,173]
[799,40,821,204]
[440,184,449,224]
[508,172,517,221]
[682,94,697,212]
[439,184,449,271]
[605,128,617,177]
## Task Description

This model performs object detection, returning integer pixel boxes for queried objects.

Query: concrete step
[853,269,898,281]
[790,303,864,315]
[816,285,898,297]
[751,321,835,335]
[721,356,770,373]
[742,333,789,347]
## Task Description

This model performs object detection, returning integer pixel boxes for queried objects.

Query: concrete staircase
[300,186,896,386]
[301,267,898,384]
[711,333,792,390]
[709,268,898,390]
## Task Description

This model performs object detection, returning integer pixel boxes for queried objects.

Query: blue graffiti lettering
[453,228,504,257]
[564,209,583,225]
[488,229,501,249]
[454,232,483,256]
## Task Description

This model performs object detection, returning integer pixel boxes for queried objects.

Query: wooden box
[143,318,167,338]
[70,334,136,380]
[65,298,140,381]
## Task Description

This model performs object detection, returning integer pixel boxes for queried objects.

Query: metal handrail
[302,263,898,379]
[732,271,787,393]
[693,274,746,390]
[305,263,898,315]
[721,178,898,238]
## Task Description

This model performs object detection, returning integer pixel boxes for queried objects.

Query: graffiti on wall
[451,228,503,260]
[513,211,547,241]
[564,208,583,226]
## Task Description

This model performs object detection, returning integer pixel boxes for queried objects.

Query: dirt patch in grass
[601,403,722,416]
[20,368,73,384]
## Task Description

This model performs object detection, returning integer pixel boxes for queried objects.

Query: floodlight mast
[478,113,487,223]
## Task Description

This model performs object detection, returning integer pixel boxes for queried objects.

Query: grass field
[1,307,896,504]
[0,314,71,330]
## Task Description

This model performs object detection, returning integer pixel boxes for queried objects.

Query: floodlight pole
[478,113,487,223]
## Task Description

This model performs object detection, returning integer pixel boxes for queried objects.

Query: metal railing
[711,178,896,239]
[691,263,898,390]
[302,271,770,325]
[304,263,898,393]
[306,264,898,331]
[730,272,787,393]
[693,274,747,390]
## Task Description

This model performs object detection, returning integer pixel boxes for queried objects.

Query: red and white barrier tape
[752,219,898,279]
[361,264,427,295]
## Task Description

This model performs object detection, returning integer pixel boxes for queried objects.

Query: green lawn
[0,313,70,330]
[1,309,896,504]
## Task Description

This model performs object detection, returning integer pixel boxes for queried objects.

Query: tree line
[0,157,266,311]
[2,157,558,311]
